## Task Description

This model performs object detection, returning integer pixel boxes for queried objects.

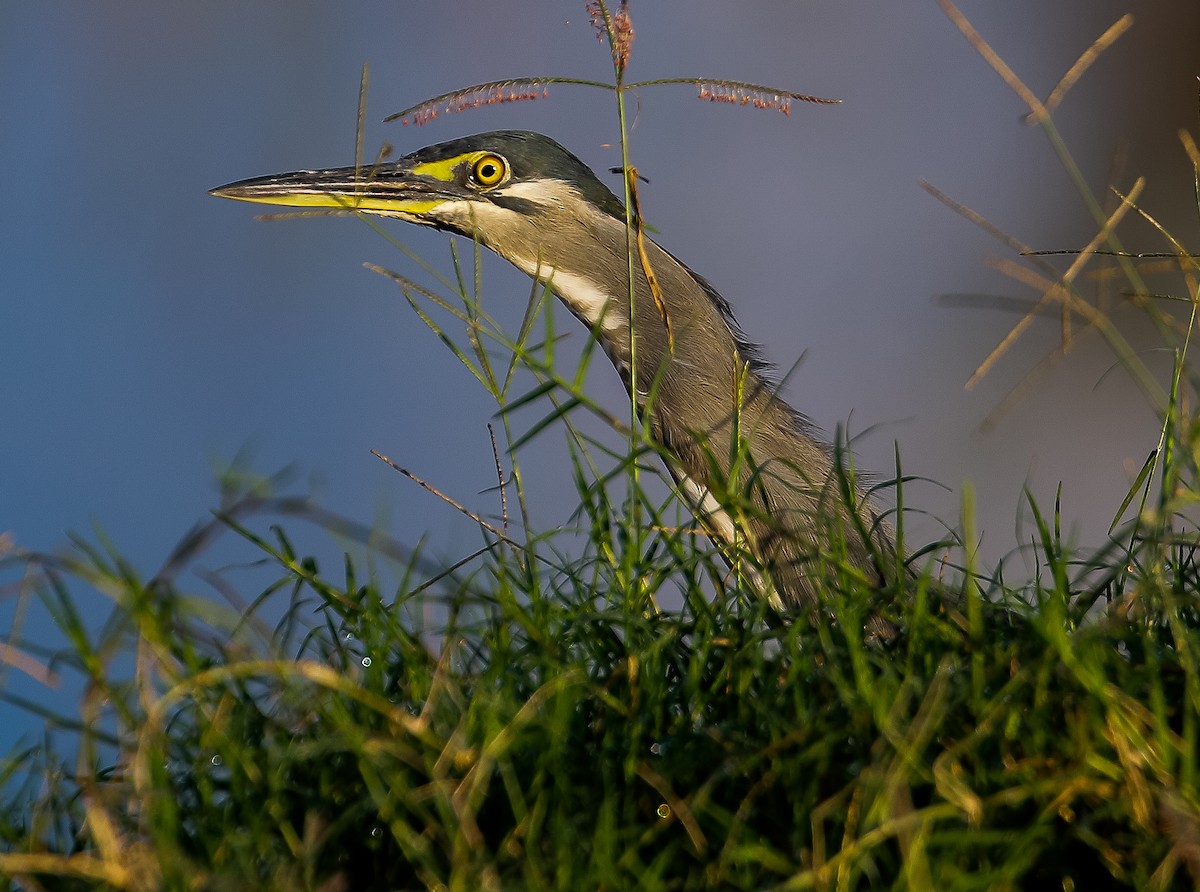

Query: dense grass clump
[1,467,1199,890]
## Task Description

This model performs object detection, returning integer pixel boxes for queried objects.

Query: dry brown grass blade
[355,63,368,185]
[0,640,59,687]
[967,257,1090,394]
[1035,15,1135,122]
[966,177,1145,390]
[935,0,1048,122]
[920,180,1037,258]
[371,449,511,543]
[1115,183,1200,270]
[487,423,509,535]
[625,166,674,351]
[636,761,708,854]
[977,338,1073,434]
[1082,258,1181,282]
[1182,128,1200,172]
[0,852,131,886]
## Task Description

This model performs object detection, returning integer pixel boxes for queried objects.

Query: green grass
[4,3,1200,889]
[3,439,1199,890]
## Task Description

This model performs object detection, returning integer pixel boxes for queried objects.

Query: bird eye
[470,153,508,188]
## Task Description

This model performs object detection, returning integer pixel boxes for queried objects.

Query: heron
[211,130,896,613]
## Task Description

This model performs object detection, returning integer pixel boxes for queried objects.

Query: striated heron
[211,130,896,612]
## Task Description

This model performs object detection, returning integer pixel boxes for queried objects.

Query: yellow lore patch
[411,151,491,184]
[410,154,470,182]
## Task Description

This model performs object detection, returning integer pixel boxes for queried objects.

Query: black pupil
[479,162,497,180]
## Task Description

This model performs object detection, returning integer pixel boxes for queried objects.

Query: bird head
[213,130,647,336]
[210,130,626,244]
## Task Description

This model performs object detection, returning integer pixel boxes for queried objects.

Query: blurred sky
[2,2,1199,750]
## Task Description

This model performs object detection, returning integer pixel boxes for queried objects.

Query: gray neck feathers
[493,195,891,607]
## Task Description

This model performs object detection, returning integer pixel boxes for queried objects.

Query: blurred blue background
[2,1,1198,750]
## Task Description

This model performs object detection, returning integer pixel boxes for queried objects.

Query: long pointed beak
[209,163,472,218]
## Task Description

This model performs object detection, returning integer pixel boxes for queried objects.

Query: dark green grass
[2,459,1199,890]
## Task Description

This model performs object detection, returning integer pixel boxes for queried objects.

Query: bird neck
[507,216,889,605]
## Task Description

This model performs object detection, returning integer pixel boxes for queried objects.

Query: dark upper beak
[209,162,473,219]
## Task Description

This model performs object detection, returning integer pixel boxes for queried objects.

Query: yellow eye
[470,153,508,188]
